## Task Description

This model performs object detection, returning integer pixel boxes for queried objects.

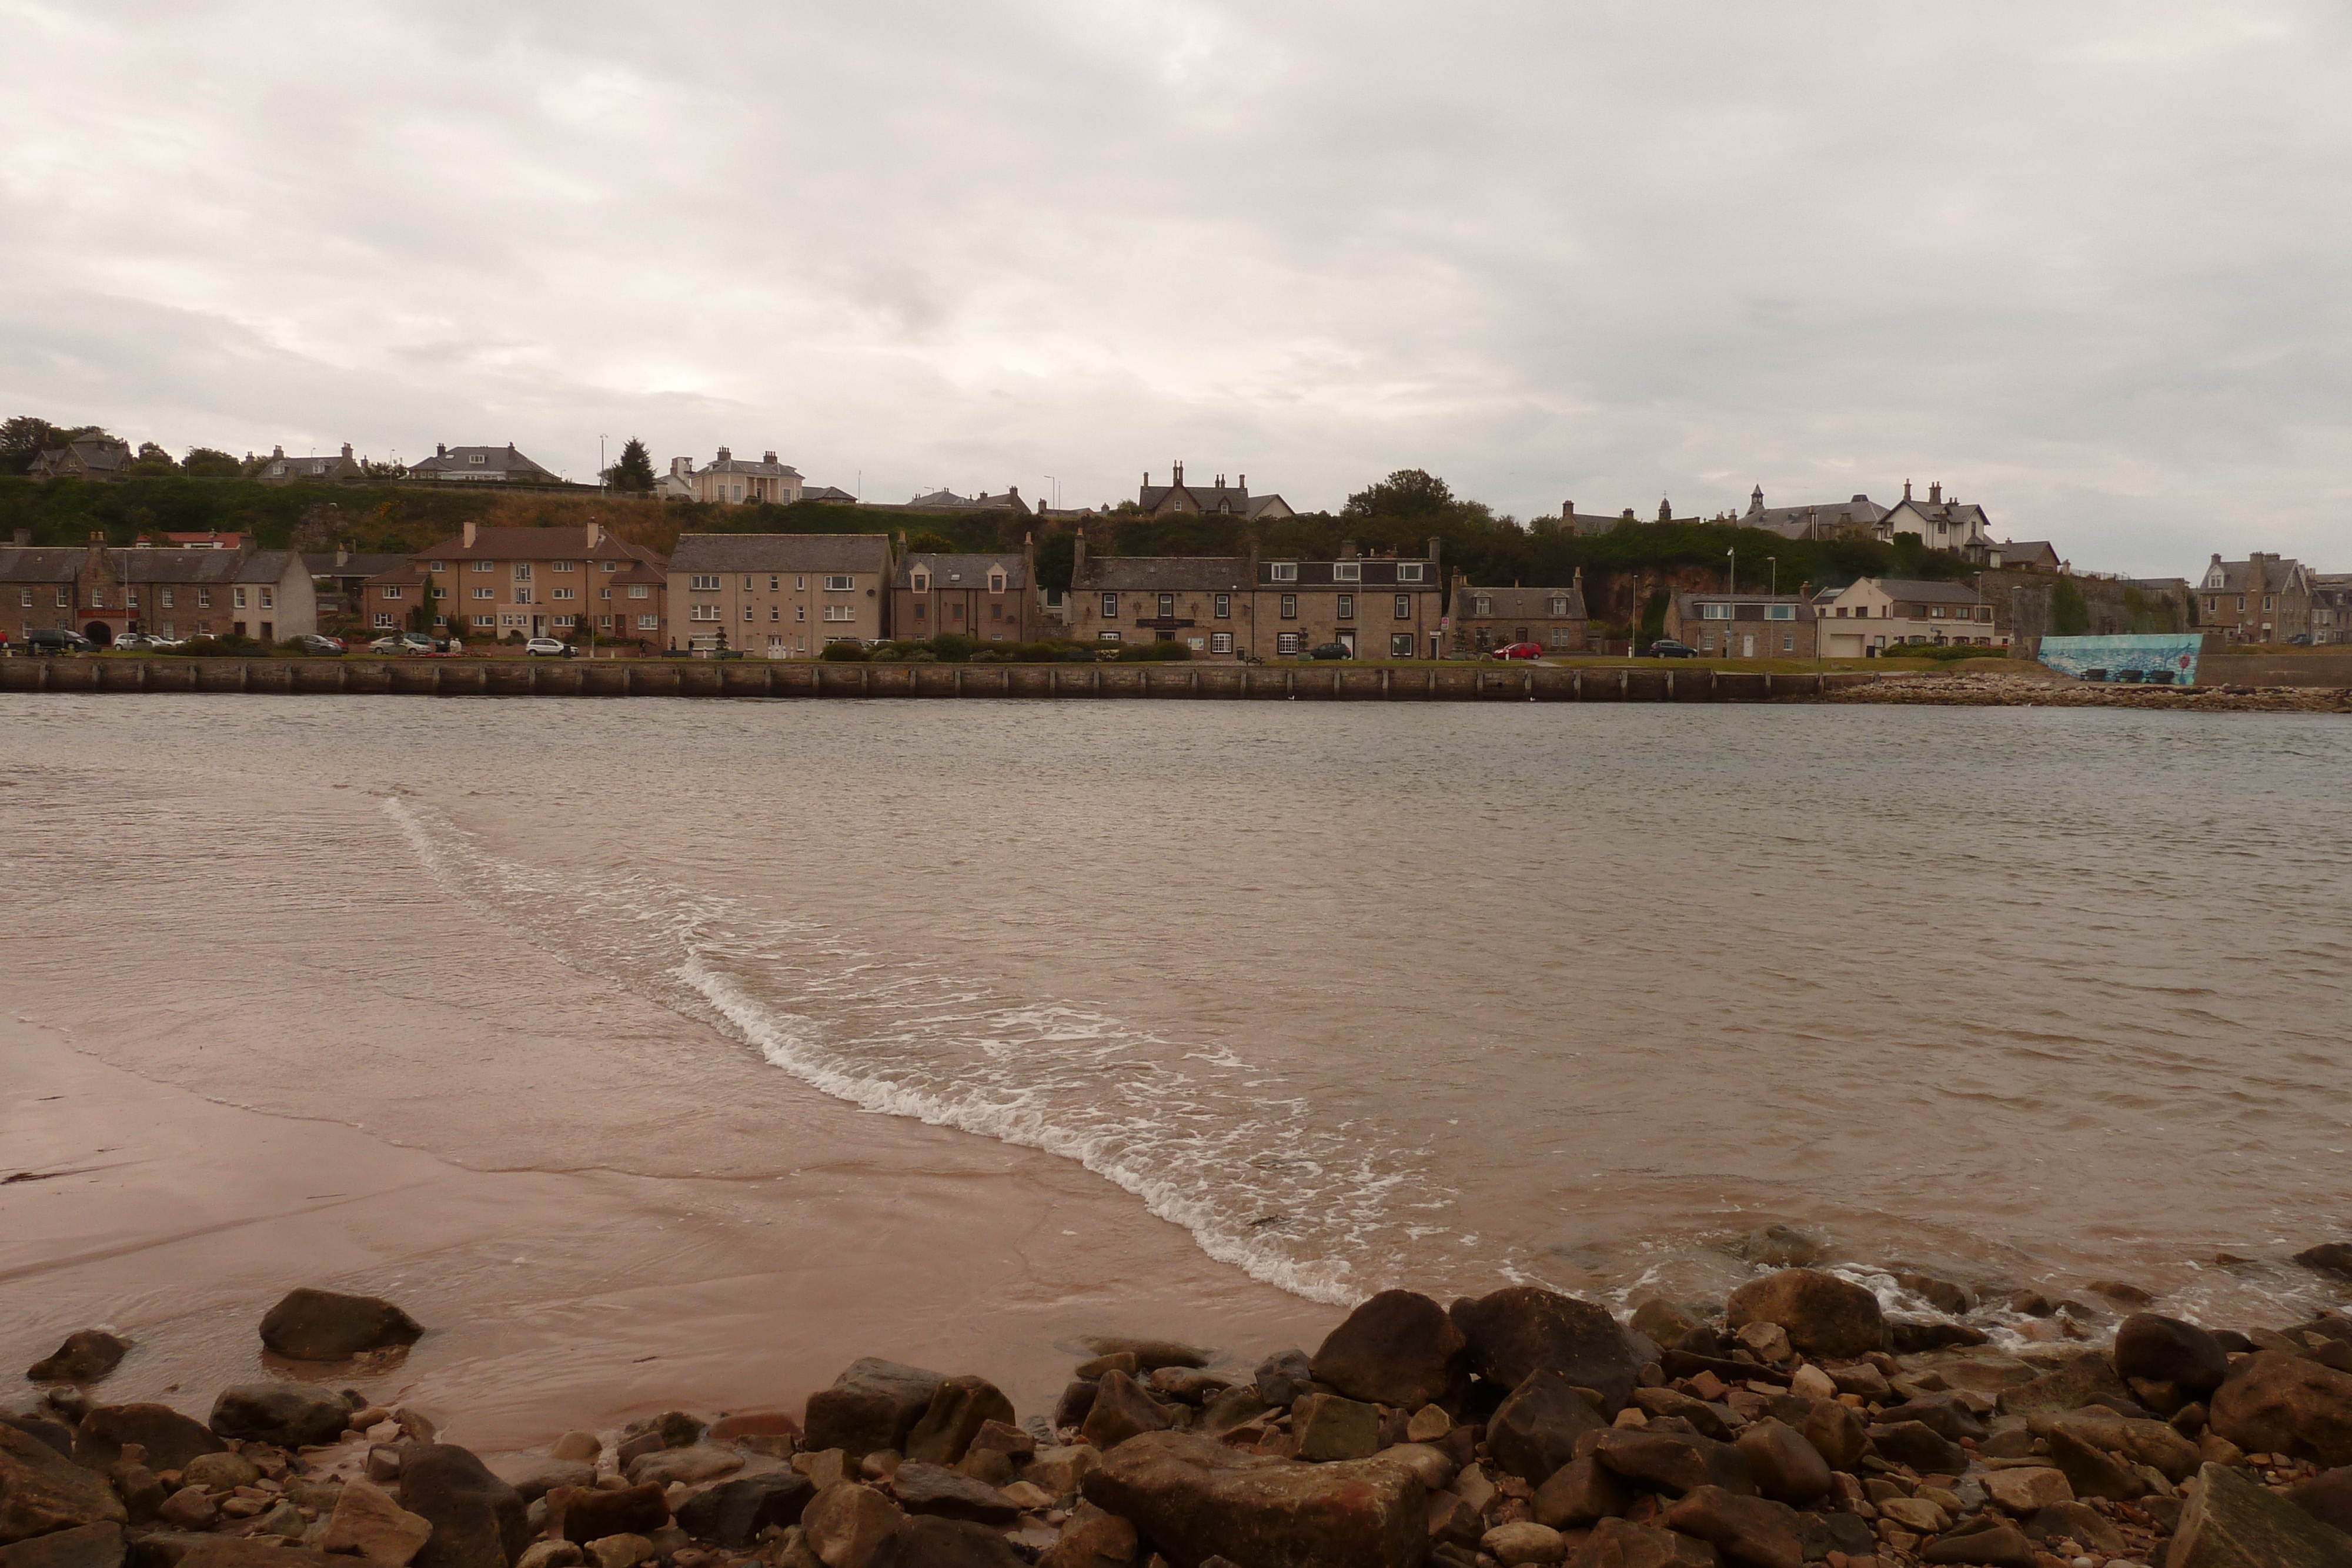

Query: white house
[1815,576,2005,657]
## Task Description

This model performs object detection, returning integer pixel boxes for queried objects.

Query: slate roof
[1676,591,1820,622]
[896,553,1028,590]
[1743,490,1888,540]
[696,449,802,478]
[1072,556,1254,594]
[116,551,245,584]
[669,533,891,573]
[1454,584,1588,620]
[413,526,664,567]
[233,550,300,584]
[305,553,410,579]
[2200,554,2306,593]
[1140,480,1291,520]
[0,548,86,583]
[409,444,563,482]
[1869,578,1987,606]
[1984,540,2059,568]
[802,485,858,503]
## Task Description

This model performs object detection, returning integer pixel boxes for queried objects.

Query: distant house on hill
[1876,482,1991,553]
[1742,486,1890,542]
[1138,464,1294,521]
[29,436,133,482]
[903,487,1033,514]
[660,448,804,505]
[407,442,563,484]
[2197,552,2313,644]
[1975,539,2060,571]
[801,484,857,504]
[253,443,365,483]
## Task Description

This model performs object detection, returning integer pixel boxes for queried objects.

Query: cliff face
[1985,571,2190,650]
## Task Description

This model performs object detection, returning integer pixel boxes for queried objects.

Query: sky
[4,1,2348,576]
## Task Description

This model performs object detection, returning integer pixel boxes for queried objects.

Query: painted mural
[2038,633,2203,686]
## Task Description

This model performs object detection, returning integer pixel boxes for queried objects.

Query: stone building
[1664,590,1819,658]
[0,534,316,644]
[1742,487,1890,542]
[1812,577,2003,657]
[1875,482,1992,553]
[254,443,365,483]
[27,437,133,482]
[378,521,668,644]
[2196,553,2313,644]
[665,533,893,655]
[1135,464,1295,521]
[1449,576,1591,653]
[891,544,1041,644]
[1067,536,1444,658]
[407,442,564,484]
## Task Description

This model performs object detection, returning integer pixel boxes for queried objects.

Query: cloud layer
[4,0,2348,573]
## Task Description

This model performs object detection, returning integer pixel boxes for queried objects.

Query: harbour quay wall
[0,657,1887,703]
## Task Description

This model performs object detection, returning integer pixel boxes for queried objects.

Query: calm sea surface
[6,692,2351,1342]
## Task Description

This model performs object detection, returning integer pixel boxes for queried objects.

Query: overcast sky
[5,1,2347,573]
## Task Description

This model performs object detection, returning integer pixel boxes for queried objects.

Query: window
[1396,562,1425,583]
[1210,631,1233,654]
[473,614,495,628]
[1214,594,1230,619]
[1474,595,1491,616]
[1101,593,1119,618]
[512,563,532,581]
[57,587,70,607]
[1099,631,1122,643]
[911,571,929,592]
[690,605,720,621]
[602,560,618,572]
[554,615,573,628]
[742,576,755,590]
[1394,594,1411,619]
[690,574,720,591]
[161,589,175,608]
[259,587,273,608]
[914,603,928,622]
[553,560,575,573]
[743,606,754,621]
[637,614,659,630]
[196,589,210,607]
[381,586,404,600]
[553,587,573,600]
[1781,633,1795,652]
[1269,561,1298,581]
[467,453,485,464]
[472,586,495,600]
[823,575,853,591]
[988,571,1006,592]
[795,606,805,621]
[1335,561,1361,582]
[1702,603,1731,620]
[2264,596,2274,610]
[600,615,613,629]
[430,560,446,573]
[375,611,395,627]
[823,604,854,621]
[1766,605,1794,621]
[795,576,806,590]
[1277,632,1301,654]
[233,587,248,609]
[1280,594,1297,619]
[1158,593,1175,618]
[473,560,494,573]
[629,585,649,599]
[513,589,533,604]
[1392,633,1415,657]
[600,587,612,600]
[951,603,964,621]
[1976,607,1993,621]
[990,603,1003,621]
[1336,594,1354,620]
[16,589,26,608]
[1549,597,1568,616]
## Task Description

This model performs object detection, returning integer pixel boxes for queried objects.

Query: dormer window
[988,571,1007,593]
[1474,595,1492,616]
[1396,563,1425,582]
[911,571,929,592]
[1549,597,1568,616]
[467,452,486,464]
[1334,561,1362,581]
[1269,561,1298,582]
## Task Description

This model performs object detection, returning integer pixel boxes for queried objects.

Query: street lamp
[1726,546,1735,593]
[1768,556,1778,596]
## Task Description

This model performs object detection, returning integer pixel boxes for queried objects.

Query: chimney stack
[763,450,777,464]
[341,442,353,459]
[1929,481,1942,504]
[585,521,601,550]
[1172,460,1184,486]
[463,520,477,549]
[437,443,447,458]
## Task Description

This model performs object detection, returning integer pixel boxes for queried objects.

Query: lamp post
[1044,475,1058,512]
[599,435,607,493]
[1768,557,1778,596]
[1726,546,1735,594]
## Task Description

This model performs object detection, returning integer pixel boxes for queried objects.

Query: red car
[1489,642,1544,660]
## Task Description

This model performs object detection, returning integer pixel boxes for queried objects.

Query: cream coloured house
[666,533,893,655]
[1815,577,2004,657]
[660,449,804,505]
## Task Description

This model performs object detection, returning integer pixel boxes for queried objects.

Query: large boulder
[545,1485,666,1544]
[1732,1419,1830,1507]
[621,1446,740,1488]
[2212,1351,2352,1466]
[1575,1517,1718,1566]
[1866,1420,1968,1477]
[1076,1338,1208,1372]
[399,1446,527,1568]
[1081,1430,1427,1568]
[1448,1287,1640,1414]
[175,1543,345,1568]
[1589,1427,1753,1497]
[1078,1370,1170,1452]
[2169,1460,2352,1567]
[483,1461,592,1508]
[869,1516,1023,1568]
[72,1406,225,1473]
[804,1360,946,1462]
[1765,1395,1866,1472]
[2292,1468,2352,1537]
[884,1464,1016,1526]
[672,1474,814,1547]
[1997,1350,2131,1416]
[208,1385,351,1448]
[1723,1271,1885,1360]
[799,1483,903,1568]
[0,1520,123,1568]
[1251,1351,1312,1408]
[1531,1457,1629,1529]
[2115,1313,2231,1398]
[24,1335,129,1388]
[0,1425,126,1544]
[1308,1290,1466,1409]
[2296,1245,2352,1280]
[1663,1485,1803,1568]
[257,1290,423,1362]
[1486,1372,1608,1486]
[903,1378,1014,1467]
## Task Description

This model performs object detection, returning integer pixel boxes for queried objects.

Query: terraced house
[665,534,892,655]
[374,522,668,644]
[1067,536,1445,659]
[2197,553,2312,644]
[891,543,1040,643]
[0,534,316,644]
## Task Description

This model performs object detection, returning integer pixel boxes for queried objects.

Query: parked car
[1643,638,1698,658]
[2287,633,2314,646]
[1308,642,1353,660]
[369,631,437,655]
[111,632,165,651]
[290,633,345,654]
[524,636,578,658]
[25,628,96,654]
[1489,642,1544,660]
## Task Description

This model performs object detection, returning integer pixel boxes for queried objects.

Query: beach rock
[1377,1443,1454,1492]
[1079,1371,1170,1453]
[1740,1226,1822,1269]
[870,1515,1023,1568]
[1450,1287,1640,1415]
[1051,1382,1098,1432]
[670,1473,814,1547]
[207,1385,350,1449]
[2170,1459,2352,1567]
[0,1521,124,1568]
[2292,1467,2352,1536]
[2022,1499,2123,1552]
[1081,1430,1426,1568]
[903,1377,1014,1467]
[0,1423,127,1544]
[1034,1512,1136,1568]
[180,1453,258,1494]
[1629,1301,1707,1355]
[24,1336,129,1388]
[798,1483,902,1568]
[1023,1447,1100,1497]
[155,1490,214,1531]
[548,1485,666,1543]
[2053,1411,2203,1482]
[1919,1522,2035,1566]
[1663,1486,1801,1568]
[1309,1290,1466,1409]
[1982,1466,2073,1512]
[2297,1245,2352,1280]
[1730,1323,1790,1366]
[1865,1420,1967,1476]
[964,1420,1033,1462]
[400,1445,527,1568]
[1481,1520,1565,1564]
[104,1465,161,1526]
[488,1460,593,1507]
[1291,1394,1378,1463]
[1405,1405,1452,1443]
[622,1446,740,1489]
[516,1543,580,1568]
[1996,1350,2129,1416]
[1785,1399,1866,1473]
[174,1543,345,1568]
[2043,1425,2142,1500]
[1630,1390,1729,1441]
[1150,1368,1231,1405]
[883,1463,1015,1526]
[72,1406,224,1473]
[256,1290,423,1363]
[1488,1371,1608,1486]
[1251,1351,1312,1409]
[1730,1420,1828,1507]
[1893,1272,1975,1315]
[704,1412,798,1446]
[579,1539,645,1568]
[318,1478,432,1568]
[1074,1354,1137,1382]
[1877,1394,1985,1443]
[1532,1456,1629,1528]
[1576,1516,1720,1566]
[1723,1271,1885,1360]
[804,1362,946,1463]
[1078,1338,1208,1372]
[1196,1386,1267,1436]
[2116,1313,2232,1398]
[1589,1427,1752,1498]
[2211,1349,2352,1465]
[0,1425,69,1466]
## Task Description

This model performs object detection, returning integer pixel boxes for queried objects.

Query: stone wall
[1987,571,2190,654]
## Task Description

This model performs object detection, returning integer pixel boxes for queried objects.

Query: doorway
[1740,633,1755,658]
[1337,630,1357,656]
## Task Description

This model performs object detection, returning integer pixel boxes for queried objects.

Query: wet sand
[0,1013,1335,1452]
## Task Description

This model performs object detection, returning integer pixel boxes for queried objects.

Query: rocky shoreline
[11,1266,2352,1568]
[1828,671,2352,713]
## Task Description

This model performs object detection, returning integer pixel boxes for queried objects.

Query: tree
[131,442,178,475]
[606,437,656,492]
[0,416,66,475]
[1343,469,1458,520]
[182,447,242,477]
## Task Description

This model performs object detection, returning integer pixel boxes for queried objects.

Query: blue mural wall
[2038,634,2203,686]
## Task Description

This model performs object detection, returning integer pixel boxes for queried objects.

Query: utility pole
[1768,557,1778,596]
[599,435,607,492]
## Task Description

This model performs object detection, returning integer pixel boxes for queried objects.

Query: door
[1337,630,1357,656]
[1740,633,1755,658]
[533,614,546,636]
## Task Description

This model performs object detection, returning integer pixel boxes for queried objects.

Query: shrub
[819,640,870,662]
[164,633,262,656]
[904,650,937,663]
[1116,640,1192,661]
[868,646,903,662]
[927,632,978,662]
[1060,646,1095,662]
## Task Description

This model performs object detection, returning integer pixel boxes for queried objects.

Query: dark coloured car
[1645,638,1698,658]
[1308,642,1353,660]
[26,628,96,654]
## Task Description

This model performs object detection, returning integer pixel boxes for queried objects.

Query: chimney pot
[437,443,447,458]
[763,450,777,464]
[1929,481,1942,503]
[272,444,285,459]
